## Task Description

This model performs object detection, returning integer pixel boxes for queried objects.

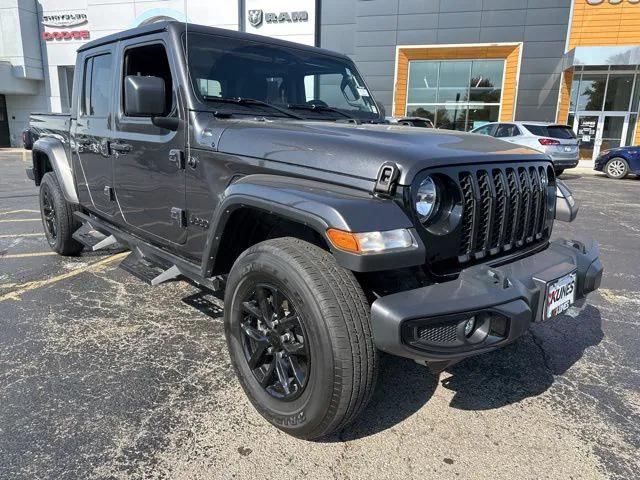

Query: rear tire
[604,157,629,179]
[39,172,83,256]
[224,237,378,440]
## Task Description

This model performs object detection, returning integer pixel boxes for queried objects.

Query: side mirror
[376,102,386,117]
[555,179,579,222]
[124,75,165,117]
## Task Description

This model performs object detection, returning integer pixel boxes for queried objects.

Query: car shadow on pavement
[325,354,439,442]
[442,304,603,411]
[326,305,603,441]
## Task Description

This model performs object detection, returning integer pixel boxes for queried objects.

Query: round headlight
[416,176,439,223]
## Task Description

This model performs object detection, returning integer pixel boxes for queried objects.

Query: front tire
[224,237,378,440]
[554,168,565,176]
[39,172,83,255]
[604,157,629,179]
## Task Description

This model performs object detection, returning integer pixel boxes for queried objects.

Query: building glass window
[576,74,607,111]
[604,74,634,111]
[406,59,504,131]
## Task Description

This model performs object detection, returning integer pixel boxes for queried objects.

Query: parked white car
[385,116,434,128]
[470,121,579,175]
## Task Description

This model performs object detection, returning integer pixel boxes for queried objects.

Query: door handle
[110,141,132,155]
[168,149,185,169]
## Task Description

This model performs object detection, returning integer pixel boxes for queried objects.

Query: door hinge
[169,149,185,169]
[103,185,115,201]
[170,207,187,228]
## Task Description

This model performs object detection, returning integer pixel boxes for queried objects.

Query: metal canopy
[564,45,640,69]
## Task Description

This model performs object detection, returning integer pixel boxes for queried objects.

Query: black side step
[72,223,121,251]
[119,251,179,285]
[182,291,224,318]
[73,211,225,292]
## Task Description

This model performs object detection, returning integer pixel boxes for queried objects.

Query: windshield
[185,32,380,121]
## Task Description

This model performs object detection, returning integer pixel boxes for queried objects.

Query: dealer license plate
[545,271,577,319]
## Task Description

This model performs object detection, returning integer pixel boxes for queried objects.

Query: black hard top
[77,21,349,60]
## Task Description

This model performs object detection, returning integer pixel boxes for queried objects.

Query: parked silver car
[470,121,579,174]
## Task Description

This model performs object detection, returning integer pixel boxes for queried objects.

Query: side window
[473,124,493,135]
[123,43,173,117]
[495,124,518,138]
[82,53,113,117]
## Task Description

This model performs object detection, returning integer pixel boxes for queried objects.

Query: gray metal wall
[320,0,571,122]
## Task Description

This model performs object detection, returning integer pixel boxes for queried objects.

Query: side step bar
[72,223,122,252]
[119,250,182,286]
[73,211,224,292]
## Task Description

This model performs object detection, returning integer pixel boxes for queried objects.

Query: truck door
[112,37,186,245]
[74,47,117,216]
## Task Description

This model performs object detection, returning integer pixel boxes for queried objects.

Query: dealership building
[1,0,640,163]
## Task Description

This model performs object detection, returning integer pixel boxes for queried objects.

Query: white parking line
[0,233,44,239]
[0,252,58,259]
[0,210,40,215]
[0,219,41,223]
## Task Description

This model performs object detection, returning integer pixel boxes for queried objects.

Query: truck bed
[28,113,71,147]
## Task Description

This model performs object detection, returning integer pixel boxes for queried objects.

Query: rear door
[73,47,117,216]
[112,35,187,245]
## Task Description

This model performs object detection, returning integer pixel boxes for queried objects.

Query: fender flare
[201,174,426,275]
[32,137,79,204]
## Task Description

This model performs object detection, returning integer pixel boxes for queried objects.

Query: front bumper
[370,236,602,369]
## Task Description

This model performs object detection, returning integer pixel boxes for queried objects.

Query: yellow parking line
[0,233,44,239]
[0,219,41,223]
[0,251,129,302]
[1,252,57,259]
[0,209,40,215]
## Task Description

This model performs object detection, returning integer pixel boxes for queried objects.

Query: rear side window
[82,53,112,117]
[524,124,576,139]
[494,124,520,137]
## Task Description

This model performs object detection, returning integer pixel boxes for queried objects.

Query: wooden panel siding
[568,0,640,49]
[558,0,640,143]
[393,44,521,122]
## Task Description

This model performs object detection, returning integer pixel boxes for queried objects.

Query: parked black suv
[26,22,602,440]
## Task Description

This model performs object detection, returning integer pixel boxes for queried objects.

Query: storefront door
[573,112,629,161]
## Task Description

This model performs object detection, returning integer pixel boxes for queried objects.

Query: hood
[201,115,549,185]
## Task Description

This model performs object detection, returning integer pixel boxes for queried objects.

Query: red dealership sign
[43,30,90,41]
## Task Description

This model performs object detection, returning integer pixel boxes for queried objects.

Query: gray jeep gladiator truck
[26,21,602,440]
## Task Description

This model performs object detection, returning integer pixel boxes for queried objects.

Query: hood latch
[374,162,399,196]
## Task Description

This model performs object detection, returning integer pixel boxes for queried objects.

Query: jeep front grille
[411,161,555,273]
[458,165,550,262]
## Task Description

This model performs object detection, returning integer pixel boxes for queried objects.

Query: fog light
[463,317,476,337]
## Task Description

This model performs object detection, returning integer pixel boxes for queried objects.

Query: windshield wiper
[287,103,356,120]
[202,96,304,119]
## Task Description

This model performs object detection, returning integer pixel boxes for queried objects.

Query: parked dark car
[25,21,602,440]
[21,128,34,150]
[594,146,640,179]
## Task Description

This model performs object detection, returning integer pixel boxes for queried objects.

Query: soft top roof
[77,21,349,60]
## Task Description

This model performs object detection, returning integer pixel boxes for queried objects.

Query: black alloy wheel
[224,238,378,439]
[41,184,58,244]
[240,283,310,401]
[38,172,83,256]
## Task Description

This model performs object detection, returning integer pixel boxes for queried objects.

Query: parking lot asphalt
[0,149,638,480]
